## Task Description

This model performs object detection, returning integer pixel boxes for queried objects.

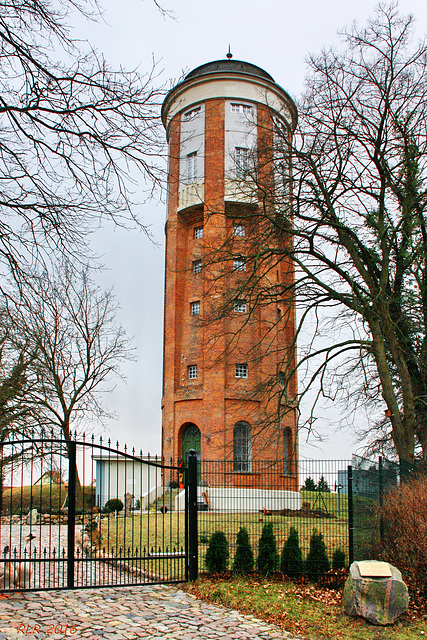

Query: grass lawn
[2,484,68,513]
[184,576,427,640]
[102,502,349,571]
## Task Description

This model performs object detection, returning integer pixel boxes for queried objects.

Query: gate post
[347,465,354,565]
[187,449,198,581]
[67,440,76,589]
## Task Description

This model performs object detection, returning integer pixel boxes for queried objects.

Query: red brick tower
[161,59,298,490]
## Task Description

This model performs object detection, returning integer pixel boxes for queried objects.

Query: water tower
[161,57,298,490]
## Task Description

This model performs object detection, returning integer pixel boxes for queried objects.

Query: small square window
[231,103,253,114]
[233,223,245,237]
[235,363,248,379]
[191,301,200,315]
[233,257,246,271]
[193,259,202,274]
[183,106,201,121]
[194,226,203,239]
[234,300,247,313]
[188,365,197,380]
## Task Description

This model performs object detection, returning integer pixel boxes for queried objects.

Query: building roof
[162,57,297,133]
[184,59,275,83]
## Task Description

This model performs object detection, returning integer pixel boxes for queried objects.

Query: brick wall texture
[162,96,298,491]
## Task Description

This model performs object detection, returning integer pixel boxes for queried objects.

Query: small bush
[301,477,317,491]
[332,548,346,570]
[380,476,427,592]
[306,529,330,579]
[316,476,330,493]
[233,527,254,575]
[280,526,304,577]
[103,498,124,514]
[205,531,229,574]
[257,522,278,575]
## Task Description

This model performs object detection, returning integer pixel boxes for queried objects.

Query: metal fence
[0,434,190,591]
[2,439,414,590]
[197,458,352,578]
[348,455,425,562]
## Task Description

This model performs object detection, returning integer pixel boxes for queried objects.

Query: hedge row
[205,523,346,578]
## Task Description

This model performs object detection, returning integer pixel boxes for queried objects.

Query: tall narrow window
[194,226,203,239]
[188,365,197,380]
[233,421,251,471]
[193,259,202,274]
[187,152,197,182]
[235,147,250,174]
[235,363,248,379]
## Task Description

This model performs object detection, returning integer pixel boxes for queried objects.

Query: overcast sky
[74,0,427,459]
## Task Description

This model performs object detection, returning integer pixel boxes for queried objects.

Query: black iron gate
[0,434,197,591]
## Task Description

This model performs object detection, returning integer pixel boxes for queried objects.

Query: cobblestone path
[0,584,301,640]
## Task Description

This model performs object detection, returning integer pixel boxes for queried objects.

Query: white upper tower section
[162,59,297,211]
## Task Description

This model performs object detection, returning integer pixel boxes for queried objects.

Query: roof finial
[226,45,233,60]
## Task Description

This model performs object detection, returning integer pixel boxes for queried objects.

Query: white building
[93,454,162,510]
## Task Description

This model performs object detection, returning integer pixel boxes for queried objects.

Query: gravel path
[1,525,183,589]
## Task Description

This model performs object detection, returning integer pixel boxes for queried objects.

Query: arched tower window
[283,428,292,475]
[233,421,251,471]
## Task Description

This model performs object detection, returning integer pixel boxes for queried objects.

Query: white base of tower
[175,487,301,513]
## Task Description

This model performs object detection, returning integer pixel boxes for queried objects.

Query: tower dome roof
[162,57,297,134]
[184,59,275,83]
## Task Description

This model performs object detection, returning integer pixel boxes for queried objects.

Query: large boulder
[343,561,409,625]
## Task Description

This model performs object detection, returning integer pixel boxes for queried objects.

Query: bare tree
[207,4,427,465]
[0,0,164,279]
[11,263,133,441]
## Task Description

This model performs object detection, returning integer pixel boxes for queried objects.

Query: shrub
[233,527,254,575]
[205,531,229,574]
[257,523,278,575]
[306,529,330,579]
[280,526,304,577]
[380,476,427,592]
[103,498,124,514]
[301,476,317,491]
[316,476,330,493]
[332,548,346,570]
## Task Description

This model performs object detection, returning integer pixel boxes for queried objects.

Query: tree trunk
[370,319,416,464]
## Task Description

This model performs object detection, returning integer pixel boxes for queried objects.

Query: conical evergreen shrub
[306,529,330,579]
[205,530,229,574]
[332,548,346,570]
[280,526,304,577]
[233,526,254,575]
[256,522,278,575]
